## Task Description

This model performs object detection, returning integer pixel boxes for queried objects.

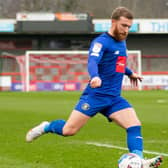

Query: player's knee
[137,120,141,126]
[62,127,78,136]
[135,119,141,126]
[128,117,142,128]
[128,122,142,129]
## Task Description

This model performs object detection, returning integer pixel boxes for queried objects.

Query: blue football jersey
[83,32,131,96]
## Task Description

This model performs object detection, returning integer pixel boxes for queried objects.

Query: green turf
[0,90,167,168]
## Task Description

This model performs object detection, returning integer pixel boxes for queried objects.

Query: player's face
[112,16,132,41]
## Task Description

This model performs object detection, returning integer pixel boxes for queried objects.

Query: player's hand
[129,73,143,87]
[90,76,102,88]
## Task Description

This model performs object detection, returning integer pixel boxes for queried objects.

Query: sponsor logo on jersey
[81,103,90,110]
[116,56,126,73]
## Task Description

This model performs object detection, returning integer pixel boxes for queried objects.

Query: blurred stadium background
[0,0,168,91]
[0,1,168,168]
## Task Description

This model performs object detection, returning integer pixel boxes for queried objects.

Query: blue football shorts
[74,94,132,121]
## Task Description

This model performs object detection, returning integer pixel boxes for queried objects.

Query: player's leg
[107,97,163,167]
[109,108,163,168]
[109,107,143,158]
[109,107,141,128]
[46,110,90,136]
[26,109,90,142]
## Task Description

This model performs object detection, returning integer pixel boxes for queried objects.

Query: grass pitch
[0,90,167,168]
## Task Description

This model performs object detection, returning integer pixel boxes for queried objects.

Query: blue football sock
[126,126,143,158]
[44,120,66,136]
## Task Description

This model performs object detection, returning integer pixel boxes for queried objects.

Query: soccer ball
[118,153,143,168]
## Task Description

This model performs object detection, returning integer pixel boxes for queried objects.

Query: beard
[113,27,128,41]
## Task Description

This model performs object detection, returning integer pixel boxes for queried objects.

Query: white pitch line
[86,141,168,157]
[157,99,167,103]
